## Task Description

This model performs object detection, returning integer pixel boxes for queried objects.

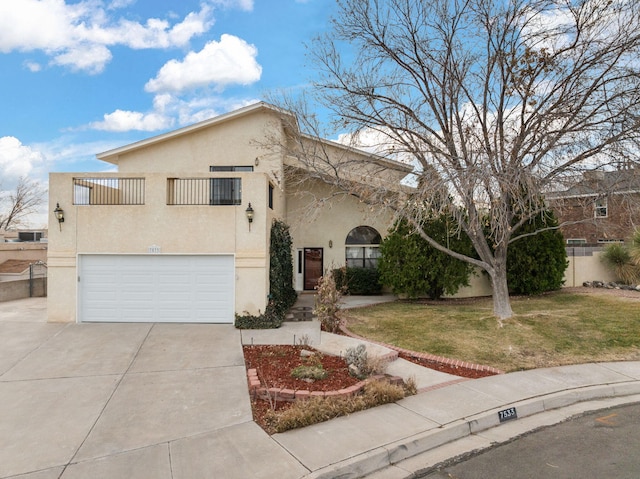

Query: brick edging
[247,368,405,403]
[338,323,505,376]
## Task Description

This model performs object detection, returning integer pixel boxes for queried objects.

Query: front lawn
[343,290,640,372]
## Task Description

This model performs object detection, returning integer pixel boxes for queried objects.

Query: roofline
[546,189,640,200]
[96,101,412,173]
[96,102,294,163]
[299,132,414,174]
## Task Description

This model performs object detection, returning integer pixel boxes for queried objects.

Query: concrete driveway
[0,298,307,479]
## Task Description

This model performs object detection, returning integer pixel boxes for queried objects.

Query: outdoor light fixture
[245,202,254,231]
[329,240,333,248]
[53,203,64,231]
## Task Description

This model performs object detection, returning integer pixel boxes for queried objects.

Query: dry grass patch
[344,291,640,372]
[264,380,412,434]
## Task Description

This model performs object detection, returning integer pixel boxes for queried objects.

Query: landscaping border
[338,323,504,377]
[247,368,405,403]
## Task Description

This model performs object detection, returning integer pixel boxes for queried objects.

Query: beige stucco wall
[111,109,286,187]
[564,249,617,287]
[48,171,273,322]
[285,177,395,290]
[444,248,618,298]
[47,108,297,322]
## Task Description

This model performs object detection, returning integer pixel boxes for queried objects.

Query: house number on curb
[148,245,161,254]
[498,407,518,423]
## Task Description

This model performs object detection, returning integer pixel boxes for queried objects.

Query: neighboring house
[0,260,34,282]
[547,169,640,246]
[48,103,411,323]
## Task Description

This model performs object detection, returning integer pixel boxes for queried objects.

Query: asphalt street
[420,402,640,479]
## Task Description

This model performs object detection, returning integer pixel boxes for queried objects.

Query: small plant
[291,364,328,381]
[344,344,368,378]
[291,352,328,380]
[602,241,640,284]
[296,334,313,347]
[314,268,343,333]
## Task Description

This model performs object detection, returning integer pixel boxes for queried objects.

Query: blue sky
[0,0,337,226]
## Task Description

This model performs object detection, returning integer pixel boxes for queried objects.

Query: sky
[0,0,338,227]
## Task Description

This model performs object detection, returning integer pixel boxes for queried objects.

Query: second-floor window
[210,178,241,205]
[209,166,252,206]
[594,198,608,218]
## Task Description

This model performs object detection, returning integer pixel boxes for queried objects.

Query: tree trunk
[489,260,513,322]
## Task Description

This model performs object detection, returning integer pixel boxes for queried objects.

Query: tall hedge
[269,219,298,313]
[378,216,474,299]
[507,210,568,295]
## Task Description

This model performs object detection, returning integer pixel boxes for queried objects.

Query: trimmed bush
[507,210,568,295]
[333,267,382,295]
[378,217,474,299]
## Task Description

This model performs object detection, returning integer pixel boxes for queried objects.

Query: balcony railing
[73,178,145,205]
[167,178,242,205]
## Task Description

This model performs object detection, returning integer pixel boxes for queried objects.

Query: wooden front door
[303,248,323,290]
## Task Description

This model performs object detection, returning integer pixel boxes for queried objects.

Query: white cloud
[24,61,42,72]
[86,93,260,133]
[145,34,262,93]
[108,0,136,9]
[51,44,113,74]
[88,109,175,132]
[0,0,214,74]
[211,0,254,11]
[0,137,44,180]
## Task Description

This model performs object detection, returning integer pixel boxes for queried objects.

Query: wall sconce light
[53,203,64,231]
[254,157,260,166]
[329,240,333,248]
[245,202,254,231]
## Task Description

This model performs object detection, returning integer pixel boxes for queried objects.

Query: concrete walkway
[1,297,639,479]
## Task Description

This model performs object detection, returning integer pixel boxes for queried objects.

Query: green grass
[344,292,640,372]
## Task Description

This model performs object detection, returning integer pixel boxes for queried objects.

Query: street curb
[300,381,640,479]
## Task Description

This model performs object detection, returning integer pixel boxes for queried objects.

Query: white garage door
[78,255,234,323]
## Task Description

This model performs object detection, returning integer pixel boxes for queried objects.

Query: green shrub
[601,242,640,284]
[333,267,382,295]
[235,301,284,329]
[269,219,297,315]
[507,210,568,295]
[378,217,474,299]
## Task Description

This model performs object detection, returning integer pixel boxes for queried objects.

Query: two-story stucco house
[47,102,411,323]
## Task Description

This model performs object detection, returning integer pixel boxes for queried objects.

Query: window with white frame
[345,226,382,269]
[594,197,608,218]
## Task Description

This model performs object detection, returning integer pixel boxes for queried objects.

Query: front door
[303,248,323,290]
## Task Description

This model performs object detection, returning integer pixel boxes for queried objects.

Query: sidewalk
[1,297,639,479]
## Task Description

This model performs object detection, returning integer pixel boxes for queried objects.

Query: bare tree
[276,0,640,320]
[0,177,46,231]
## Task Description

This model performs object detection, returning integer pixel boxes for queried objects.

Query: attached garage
[78,254,235,323]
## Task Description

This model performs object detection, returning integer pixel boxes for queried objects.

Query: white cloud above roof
[144,34,262,93]
[0,137,43,179]
[88,109,175,132]
[0,0,213,74]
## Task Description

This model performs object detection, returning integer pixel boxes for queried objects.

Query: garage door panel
[79,255,235,323]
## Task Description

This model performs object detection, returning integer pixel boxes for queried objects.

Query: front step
[285,306,315,322]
